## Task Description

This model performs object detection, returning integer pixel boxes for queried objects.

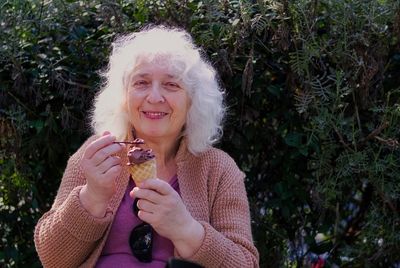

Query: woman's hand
[79,131,125,217]
[130,179,205,258]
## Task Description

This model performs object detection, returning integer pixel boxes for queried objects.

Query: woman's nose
[146,83,165,103]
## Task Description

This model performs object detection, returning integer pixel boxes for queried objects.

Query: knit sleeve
[188,154,260,268]
[34,137,112,268]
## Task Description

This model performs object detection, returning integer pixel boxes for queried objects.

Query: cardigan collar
[174,136,191,165]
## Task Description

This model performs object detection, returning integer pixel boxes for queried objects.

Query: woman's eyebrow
[131,73,178,79]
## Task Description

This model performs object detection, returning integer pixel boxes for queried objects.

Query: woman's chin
[138,130,167,139]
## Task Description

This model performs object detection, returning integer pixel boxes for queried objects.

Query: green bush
[1,0,399,267]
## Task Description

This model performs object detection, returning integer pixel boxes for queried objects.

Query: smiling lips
[142,111,168,119]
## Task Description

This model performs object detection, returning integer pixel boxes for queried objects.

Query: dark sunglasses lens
[129,223,153,263]
[132,198,139,216]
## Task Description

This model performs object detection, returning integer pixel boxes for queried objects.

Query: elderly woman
[34,25,259,268]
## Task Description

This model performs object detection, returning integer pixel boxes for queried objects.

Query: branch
[332,124,354,152]
[377,190,399,214]
[7,91,38,117]
[57,75,92,89]
[354,121,399,150]
[358,121,389,145]
[374,136,400,149]
[352,91,362,142]
[329,182,373,259]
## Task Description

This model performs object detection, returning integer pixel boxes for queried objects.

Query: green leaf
[284,132,303,147]
[267,85,281,97]
[32,120,44,133]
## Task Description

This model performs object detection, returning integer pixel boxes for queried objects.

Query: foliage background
[1,0,399,267]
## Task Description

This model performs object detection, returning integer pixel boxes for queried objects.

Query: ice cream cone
[129,158,157,184]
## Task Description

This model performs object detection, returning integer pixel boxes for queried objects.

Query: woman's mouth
[142,111,168,119]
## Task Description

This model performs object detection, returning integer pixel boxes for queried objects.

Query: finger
[140,179,173,196]
[92,143,124,166]
[136,199,157,213]
[97,156,121,174]
[137,210,155,224]
[84,134,116,159]
[103,164,122,178]
[130,187,163,203]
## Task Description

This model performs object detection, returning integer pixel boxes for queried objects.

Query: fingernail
[129,190,135,198]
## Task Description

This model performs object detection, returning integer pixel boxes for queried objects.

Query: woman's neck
[147,138,179,166]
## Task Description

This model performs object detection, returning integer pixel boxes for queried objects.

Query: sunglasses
[129,198,153,262]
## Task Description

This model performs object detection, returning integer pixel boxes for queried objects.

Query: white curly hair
[90,25,226,155]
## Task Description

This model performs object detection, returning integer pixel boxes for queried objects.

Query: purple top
[96,176,179,267]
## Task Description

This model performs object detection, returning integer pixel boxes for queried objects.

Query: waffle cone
[129,159,157,184]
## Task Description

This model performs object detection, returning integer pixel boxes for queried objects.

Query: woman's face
[126,61,190,142]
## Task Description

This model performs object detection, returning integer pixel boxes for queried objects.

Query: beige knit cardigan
[34,136,259,268]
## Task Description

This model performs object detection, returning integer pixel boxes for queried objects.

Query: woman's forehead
[131,58,183,78]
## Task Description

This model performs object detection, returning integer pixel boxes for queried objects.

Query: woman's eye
[133,80,149,88]
[164,82,181,90]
